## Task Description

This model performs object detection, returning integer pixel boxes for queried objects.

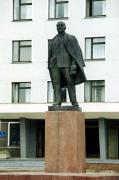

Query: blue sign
[0,131,7,138]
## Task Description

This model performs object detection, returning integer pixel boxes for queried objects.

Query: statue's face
[57,22,66,33]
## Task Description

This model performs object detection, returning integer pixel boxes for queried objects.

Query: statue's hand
[70,64,77,75]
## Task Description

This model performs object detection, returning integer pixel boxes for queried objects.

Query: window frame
[12,40,32,63]
[48,0,68,19]
[85,37,105,61]
[13,0,32,21]
[84,80,105,102]
[86,0,106,18]
[12,82,31,103]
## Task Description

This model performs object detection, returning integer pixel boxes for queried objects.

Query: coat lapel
[53,35,64,49]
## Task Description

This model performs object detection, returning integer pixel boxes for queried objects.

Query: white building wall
[0,0,119,105]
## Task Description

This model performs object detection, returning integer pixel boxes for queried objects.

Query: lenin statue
[48,21,86,107]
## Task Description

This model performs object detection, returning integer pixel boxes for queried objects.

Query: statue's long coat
[48,33,87,87]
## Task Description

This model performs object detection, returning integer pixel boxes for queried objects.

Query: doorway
[36,120,45,158]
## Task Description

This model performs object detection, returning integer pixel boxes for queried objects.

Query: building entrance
[20,119,45,158]
[36,120,45,158]
[86,120,100,158]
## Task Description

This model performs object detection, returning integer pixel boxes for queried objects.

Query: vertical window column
[99,118,108,160]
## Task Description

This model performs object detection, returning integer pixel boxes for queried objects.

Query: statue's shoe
[53,102,61,106]
[72,102,79,107]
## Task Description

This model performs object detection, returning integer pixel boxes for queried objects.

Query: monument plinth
[45,109,86,173]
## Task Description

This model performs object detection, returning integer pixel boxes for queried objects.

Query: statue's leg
[51,67,62,105]
[62,68,79,106]
[54,84,62,105]
[68,85,79,106]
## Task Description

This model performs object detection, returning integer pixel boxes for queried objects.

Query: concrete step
[0,159,45,171]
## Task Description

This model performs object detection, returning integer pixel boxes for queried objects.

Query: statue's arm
[48,40,52,59]
[48,40,52,68]
[69,35,85,67]
[70,37,78,75]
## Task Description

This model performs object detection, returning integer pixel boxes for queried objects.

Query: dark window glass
[9,123,20,147]
[107,120,119,159]
[86,120,100,158]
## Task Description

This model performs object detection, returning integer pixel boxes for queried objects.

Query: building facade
[0,0,119,165]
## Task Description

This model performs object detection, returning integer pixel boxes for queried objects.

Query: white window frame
[12,40,32,63]
[12,82,31,103]
[84,80,105,102]
[48,0,68,19]
[85,37,105,60]
[86,0,106,17]
[13,0,32,21]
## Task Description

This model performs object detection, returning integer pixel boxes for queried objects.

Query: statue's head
[56,21,66,34]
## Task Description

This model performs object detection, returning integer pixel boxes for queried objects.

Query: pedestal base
[48,105,82,111]
[45,111,86,173]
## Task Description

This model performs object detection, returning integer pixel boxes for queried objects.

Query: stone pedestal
[45,111,86,173]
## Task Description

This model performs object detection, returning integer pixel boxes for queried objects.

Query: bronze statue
[48,21,86,107]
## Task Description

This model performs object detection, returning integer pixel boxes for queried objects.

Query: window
[84,80,105,102]
[0,121,20,159]
[8,122,20,147]
[86,0,106,17]
[12,40,32,63]
[12,82,31,103]
[47,81,67,103]
[85,37,105,60]
[49,0,68,19]
[13,0,32,20]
